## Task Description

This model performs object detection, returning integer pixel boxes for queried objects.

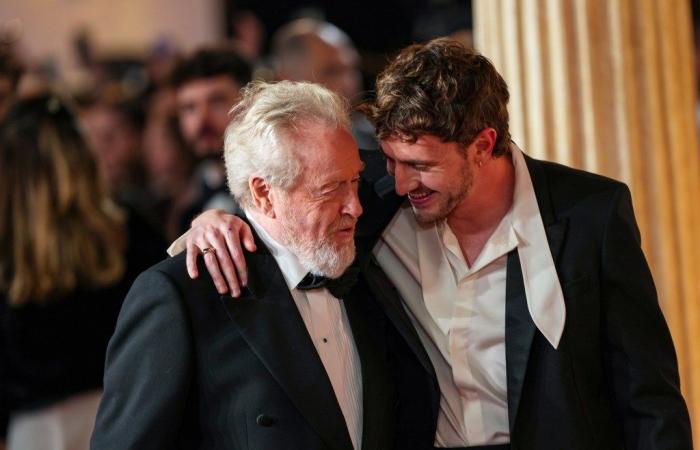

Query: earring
[477,160,483,168]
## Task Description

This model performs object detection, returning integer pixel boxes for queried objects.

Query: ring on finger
[200,247,216,255]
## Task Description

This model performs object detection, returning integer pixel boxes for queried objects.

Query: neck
[446,155,515,264]
[247,208,285,245]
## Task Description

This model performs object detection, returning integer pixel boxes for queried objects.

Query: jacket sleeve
[600,185,692,450]
[91,269,193,450]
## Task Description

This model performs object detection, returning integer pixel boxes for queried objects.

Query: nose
[393,164,419,196]
[343,184,363,219]
[195,107,212,131]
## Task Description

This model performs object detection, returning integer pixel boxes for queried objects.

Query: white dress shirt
[373,145,565,447]
[246,213,364,450]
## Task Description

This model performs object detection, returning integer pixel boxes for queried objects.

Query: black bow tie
[296,266,359,299]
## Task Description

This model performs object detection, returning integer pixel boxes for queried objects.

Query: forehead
[176,75,240,101]
[380,134,460,161]
[293,124,362,182]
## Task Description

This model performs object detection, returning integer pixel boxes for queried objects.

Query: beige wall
[1,0,223,83]
[475,0,700,438]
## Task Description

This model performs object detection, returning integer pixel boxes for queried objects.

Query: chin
[412,207,444,225]
[412,196,460,225]
[299,240,356,279]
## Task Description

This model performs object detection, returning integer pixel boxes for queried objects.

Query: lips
[408,190,434,206]
[336,224,356,236]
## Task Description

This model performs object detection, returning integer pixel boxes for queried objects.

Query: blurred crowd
[0,12,473,241]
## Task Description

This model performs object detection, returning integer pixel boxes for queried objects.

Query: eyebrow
[379,148,434,166]
[316,161,365,190]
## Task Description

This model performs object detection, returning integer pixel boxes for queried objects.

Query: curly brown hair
[361,37,511,157]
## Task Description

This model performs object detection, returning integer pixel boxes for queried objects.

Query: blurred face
[176,75,241,158]
[142,117,192,196]
[381,135,474,224]
[81,106,140,189]
[287,38,362,102]
[273,124,364,277]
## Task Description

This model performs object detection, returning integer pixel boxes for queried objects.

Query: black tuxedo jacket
[91,216,436,450]
[356,151,692,450]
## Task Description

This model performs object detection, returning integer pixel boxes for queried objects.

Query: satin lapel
[506,155,568,433]
[362,256,436,381]
[342,284,391,450]
[505,248,535,433]
[524,154,568,261]
[219,231,353,450]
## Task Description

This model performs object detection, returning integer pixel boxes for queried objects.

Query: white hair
[223,80,351,209]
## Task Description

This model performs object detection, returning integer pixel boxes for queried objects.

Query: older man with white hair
[90,81,436,450]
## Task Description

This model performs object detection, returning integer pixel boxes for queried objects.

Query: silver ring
[201,247,216,255]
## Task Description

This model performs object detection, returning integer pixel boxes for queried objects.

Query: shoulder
[129,253,220,307]
[534,157,625,191]
[528,157,630,213]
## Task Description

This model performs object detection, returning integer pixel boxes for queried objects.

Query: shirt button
[256,414,276,427]
[322,338,328,343]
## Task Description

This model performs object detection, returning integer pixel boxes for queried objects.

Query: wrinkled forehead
[291,125,361,172]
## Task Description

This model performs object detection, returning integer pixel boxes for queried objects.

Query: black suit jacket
[357,152,692,450]
[91,216,436,450]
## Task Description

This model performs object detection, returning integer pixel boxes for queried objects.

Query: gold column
[474,0,700,437]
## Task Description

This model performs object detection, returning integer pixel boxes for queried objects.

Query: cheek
[302,207,338,235]
[179,115,196,136]
[212,113,231,133]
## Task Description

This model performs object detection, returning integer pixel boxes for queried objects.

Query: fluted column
[474,0,700,436]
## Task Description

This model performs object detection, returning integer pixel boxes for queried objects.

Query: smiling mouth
[408,190,434,206]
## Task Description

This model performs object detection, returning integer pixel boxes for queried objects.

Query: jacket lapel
[525,153,568,264]
[506,155,568,432]
[504,248,535,432]
[219,227,354,450]
[342,282,391,450]
[362,256,436,381]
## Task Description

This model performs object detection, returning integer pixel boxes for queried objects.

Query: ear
[249,176,276,218]
[473,128,498,157]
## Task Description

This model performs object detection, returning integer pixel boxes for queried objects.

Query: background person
[171,46,252,232]
[0,94,165,450]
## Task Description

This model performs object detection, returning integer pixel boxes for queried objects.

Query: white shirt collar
[508,144,566,348]
[245,211,308,291]
[416,144,565,348]
[439,209,519,282]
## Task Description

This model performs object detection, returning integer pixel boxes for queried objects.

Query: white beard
[280,223,355,279]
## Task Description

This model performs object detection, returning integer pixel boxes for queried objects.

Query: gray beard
[280,225,355,279]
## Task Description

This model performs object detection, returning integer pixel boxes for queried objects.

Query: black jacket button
[256,414,276,427]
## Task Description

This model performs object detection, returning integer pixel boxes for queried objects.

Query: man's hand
[185,209,256,296]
